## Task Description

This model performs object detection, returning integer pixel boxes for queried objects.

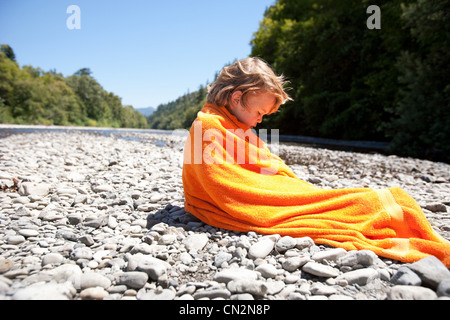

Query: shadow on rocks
[146,203,205,232]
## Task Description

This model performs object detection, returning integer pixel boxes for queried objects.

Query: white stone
[248,237,275,259]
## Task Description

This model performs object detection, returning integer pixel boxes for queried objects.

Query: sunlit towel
[182,103,450,266]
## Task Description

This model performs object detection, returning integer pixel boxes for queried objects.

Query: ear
[230,91,243,107]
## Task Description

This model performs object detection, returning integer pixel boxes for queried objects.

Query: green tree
[0,46,148,129]
[1,44,16,61]
[386,0,450,161]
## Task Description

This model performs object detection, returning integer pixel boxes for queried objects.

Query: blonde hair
[206,57,291,111]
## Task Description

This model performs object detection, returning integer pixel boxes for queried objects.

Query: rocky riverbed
[0,128,449,300]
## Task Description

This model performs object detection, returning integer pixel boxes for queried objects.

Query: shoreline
[0,123,390,156]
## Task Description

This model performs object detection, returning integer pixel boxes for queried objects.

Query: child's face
[228,91,277,128]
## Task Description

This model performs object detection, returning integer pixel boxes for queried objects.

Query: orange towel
[182,103,450,267]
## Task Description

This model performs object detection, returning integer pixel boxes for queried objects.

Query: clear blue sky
[0,0,275,109]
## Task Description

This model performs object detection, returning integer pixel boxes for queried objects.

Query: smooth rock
[48,264,83,289]
[18,229,39,238]
[214,252,232,267]
[310,282,338,296]
[282,256,309,272]
[423,203,447,213]
[275,236,297,252]
[255,264,280,278]
[391,266,422,286]
[7,235,26,245]
[138,288,175,300]
[337,250,377,267]
[80,287,109,300]
[70,247,93,261]
[388,285,437,300]
[117,271,149,289]
[41,253,64,266]
[12,281,76,300]
[92,184,113,193]
[312,248,347,263]
[302,262,340,278]
[336,268,379,285]
[18,182,50,197]
[0,259,14,273]
[183,234,209,252]
[214,268,258,284]
[136,256,171,281]
[248,238,275,259]
[227,279,268,297]
[295,237,315,249]
[80,272,112,289]
[408,256,450,289]
[436,279,450,297]
[193,288,232,300]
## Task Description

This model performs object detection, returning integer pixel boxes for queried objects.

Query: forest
[0,45,147,129]
[148,0,449,162]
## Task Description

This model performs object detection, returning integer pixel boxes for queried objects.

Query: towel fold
[182,103,450,266]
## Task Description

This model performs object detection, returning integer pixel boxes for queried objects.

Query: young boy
[182,58,450,267]
[206,57,291,129]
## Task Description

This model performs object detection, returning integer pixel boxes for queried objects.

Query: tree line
[148,0,449,162]
[0,45,147,128]
[250,0,449,162]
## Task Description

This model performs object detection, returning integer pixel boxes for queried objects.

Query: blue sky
[0,0,275,109]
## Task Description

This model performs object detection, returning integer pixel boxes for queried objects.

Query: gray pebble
[336,268,379,286]
[41,253,64,266]
[302,261,340,278]
[408,256,450,289]
[388,285,437,300]
[436,279,450,297]
[391,266,422,286]
[117,271,149,289]
[80,272,112,290]
[248,237,275,259]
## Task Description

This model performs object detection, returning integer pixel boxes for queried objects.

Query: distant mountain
[135,106,155,117]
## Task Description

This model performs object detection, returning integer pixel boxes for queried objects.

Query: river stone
[12,281,76,300]
[295,237,315,249]
[138,288,176,300]
[0,259,14,273]
[18,182,50,197]
[248,237,275,259]
[282,256,309,272]
[437,279,450,297]
[255,264,280,278]
[407,256,450,289]
[275,236,297,252]
[390,266,422,286]
[18,229,39,238]
[388,285,437,300]
[336,268,379,286]
[227,279,268,297]
[7,235,25,245]
[79,287,109,300]
[136,256,171,281]
[80,272,112,289]
[302,261,340,278]
[214,268,258,284]
[312,248,347,263]
[337,250,377,267]
[117,271,149,289]
[41,253,64,266]
[183,234,209,252]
